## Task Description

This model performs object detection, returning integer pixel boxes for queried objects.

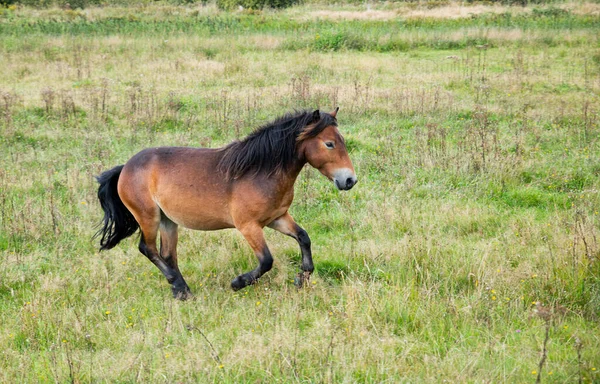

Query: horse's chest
[277,189,294,207]
[274,185,295,207]
[265,189,294,222]
[231,178,295,225]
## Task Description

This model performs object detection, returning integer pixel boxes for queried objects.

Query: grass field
[1,1,599,382]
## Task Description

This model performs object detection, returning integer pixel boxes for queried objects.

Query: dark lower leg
[268,214,314,287]
[296,227,314,274]
[294,226,314,287]
[159,218,191,298]
[231,224,272,291]
[231,246,273,291]
[140,236,190,299]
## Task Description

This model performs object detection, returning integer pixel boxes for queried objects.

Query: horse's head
[298,108,357,191]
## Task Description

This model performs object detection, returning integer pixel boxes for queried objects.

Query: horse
[95,108,357,299]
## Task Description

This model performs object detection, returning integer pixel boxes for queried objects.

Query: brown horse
[95,109,357,299]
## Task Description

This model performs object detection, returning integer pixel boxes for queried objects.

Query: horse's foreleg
[231,223,273,291]
[268,212,313,287]
[159,216,192,299]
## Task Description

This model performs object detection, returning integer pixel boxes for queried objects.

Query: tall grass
[1,1,599,382]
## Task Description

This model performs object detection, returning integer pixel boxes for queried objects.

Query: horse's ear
[330,107,339,118]
[312,109,320,123]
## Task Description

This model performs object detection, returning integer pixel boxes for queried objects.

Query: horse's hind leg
[159,215,192,299]
[135,210,190,300]
[231,223,273,291]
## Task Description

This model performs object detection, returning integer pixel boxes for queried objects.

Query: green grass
[1,1,600,382]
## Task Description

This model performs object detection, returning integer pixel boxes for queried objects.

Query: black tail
[95,165,139,251]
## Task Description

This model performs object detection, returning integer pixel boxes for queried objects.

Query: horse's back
[118,147,235,231]
[124,146,216,168]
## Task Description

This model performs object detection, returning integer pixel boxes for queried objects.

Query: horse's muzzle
[333,169,357,191]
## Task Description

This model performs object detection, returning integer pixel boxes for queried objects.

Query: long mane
[218,110,337,180]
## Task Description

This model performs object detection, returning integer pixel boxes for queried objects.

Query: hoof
[294,271,311,288]
[231,276,246,291]
[172,285,193,301]
[231,274,256,291]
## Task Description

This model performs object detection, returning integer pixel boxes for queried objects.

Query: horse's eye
[325,142,335,149]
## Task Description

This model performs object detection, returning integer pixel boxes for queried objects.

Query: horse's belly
[180,217,233,231]
[155,195,234,231]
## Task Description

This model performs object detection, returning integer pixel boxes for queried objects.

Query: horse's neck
[271,158,306,194]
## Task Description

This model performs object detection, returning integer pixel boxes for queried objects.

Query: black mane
[218,110,337,180]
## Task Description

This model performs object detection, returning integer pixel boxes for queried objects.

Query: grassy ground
[1,1,599,382]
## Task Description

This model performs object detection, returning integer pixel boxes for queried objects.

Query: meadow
[0,1,599,382]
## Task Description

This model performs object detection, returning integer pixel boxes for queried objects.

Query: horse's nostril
[346,177,355,188]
